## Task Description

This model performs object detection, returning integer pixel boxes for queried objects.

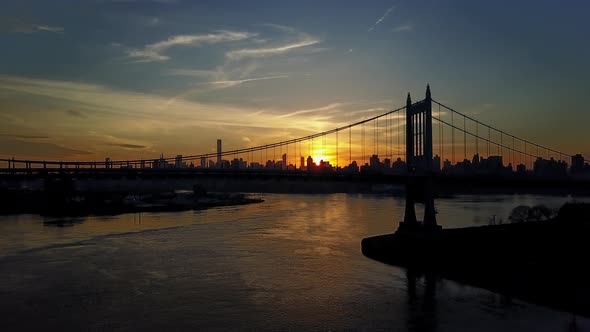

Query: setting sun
[310,148,333,165]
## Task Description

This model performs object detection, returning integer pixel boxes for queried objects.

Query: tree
[529,204,553,221]
[508,204,555,223]
[509,205,531,223]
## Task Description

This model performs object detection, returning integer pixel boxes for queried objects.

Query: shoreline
[0,190,264,217]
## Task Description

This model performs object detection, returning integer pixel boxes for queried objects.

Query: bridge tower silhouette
[400,85,438,231]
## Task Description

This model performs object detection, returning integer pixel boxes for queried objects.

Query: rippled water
[0,194,588,331]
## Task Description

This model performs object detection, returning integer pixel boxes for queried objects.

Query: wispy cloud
[226,37,320,60]
[0,75,330,130]
[0,137,91,158]
[348,107,388,116]
[165,65,282,103]
[0,133,49,139]
[126,30,257,62]
[368,5,395,32]
[199,75,289,89]
[35,25,64,33]
[147,17,160,26]
[65,109,87,118]
[167,69,220,78]
[262,23,298,33]
[0,18,64,34]
[168,62,261,81]
[392,25,412,32]
[109,143,147,149]
[277,103,343,119]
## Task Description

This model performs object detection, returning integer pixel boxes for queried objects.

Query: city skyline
[1,1,589,162]
[54,140,590,180]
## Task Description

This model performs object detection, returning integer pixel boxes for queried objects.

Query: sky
[1,0,589,164]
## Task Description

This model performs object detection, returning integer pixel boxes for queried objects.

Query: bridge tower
[401,85,438,230]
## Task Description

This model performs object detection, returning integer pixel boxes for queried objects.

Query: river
[0,193,588,331]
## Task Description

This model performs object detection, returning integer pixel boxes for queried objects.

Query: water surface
[0,194,588,331]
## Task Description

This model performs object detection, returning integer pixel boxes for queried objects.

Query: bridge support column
[400,85,439,231]
[402,93,418,226]
[423,85,437,229]
[403,179,418,225]
[423,179,437,228]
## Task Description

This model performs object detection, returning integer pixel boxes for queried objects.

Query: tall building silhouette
[306,156,314,171]
[572,154,584,174]
[282,153,287,170]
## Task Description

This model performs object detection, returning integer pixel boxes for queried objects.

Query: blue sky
[1,0,589,162]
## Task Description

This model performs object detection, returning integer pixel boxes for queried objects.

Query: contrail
[368,5,395,32]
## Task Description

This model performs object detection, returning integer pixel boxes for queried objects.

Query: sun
[310,149,333,165]
[313,156,330,165]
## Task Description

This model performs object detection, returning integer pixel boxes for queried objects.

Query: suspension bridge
[1,85,586,180]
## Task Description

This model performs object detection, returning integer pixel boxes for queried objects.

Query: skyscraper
[282,153,287,170]
[306,156,314,171]
[572,154,584,174]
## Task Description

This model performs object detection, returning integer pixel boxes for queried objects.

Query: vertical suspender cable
[419,112,422,156]
[385,115,388,160]
[397,109,405,155]
[440,108,443,163]
[476,121,479,155]
[376,118,379,156]
[463,115,467,161]
[451,111,455,164]
[336,131,338,169]
[349,126,351,165]
[524,141,529,169]
[512,136,515,168]
[362,123,365,164]
[487,127,490,158]
[498,131,504,156]
[438,105,445,162]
